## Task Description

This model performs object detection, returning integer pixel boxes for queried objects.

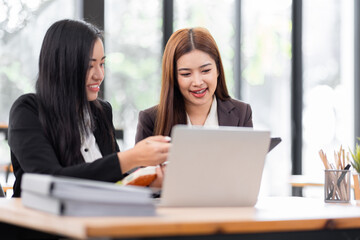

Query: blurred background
[0,0,357,198]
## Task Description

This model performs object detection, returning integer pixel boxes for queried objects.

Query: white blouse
[80,131,103,163]
[186,97,219,126]
[80,111,103,163]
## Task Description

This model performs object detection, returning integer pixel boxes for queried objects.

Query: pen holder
[324,169,350,203]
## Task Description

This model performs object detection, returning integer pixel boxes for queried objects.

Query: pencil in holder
[324,169,350,203]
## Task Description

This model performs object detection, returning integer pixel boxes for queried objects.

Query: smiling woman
[135,27,253,142]
[8,19,170,197]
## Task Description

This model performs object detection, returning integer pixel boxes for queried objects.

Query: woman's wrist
[117,149,138,174]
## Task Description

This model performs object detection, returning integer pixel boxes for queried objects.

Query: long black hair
[36,19,114,166]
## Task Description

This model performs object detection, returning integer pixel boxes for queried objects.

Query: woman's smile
[87,83,100,93]
[190,88,208,98]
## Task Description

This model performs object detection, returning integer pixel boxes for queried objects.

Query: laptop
[159,125,271,207]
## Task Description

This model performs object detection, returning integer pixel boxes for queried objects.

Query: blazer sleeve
[244,103,253,127]
[8,96,123,183]
[135,108,157,144]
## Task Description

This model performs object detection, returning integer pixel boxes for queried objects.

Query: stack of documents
[21,173,156,216]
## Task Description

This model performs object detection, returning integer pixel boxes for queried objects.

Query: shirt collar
[186,97,219,126]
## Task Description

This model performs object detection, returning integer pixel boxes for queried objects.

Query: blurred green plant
[350,137,360,173]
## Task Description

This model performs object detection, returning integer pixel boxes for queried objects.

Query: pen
[336,164,351,187]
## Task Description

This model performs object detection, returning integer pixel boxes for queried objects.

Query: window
[105,0,162,148]
[302,0,354,196]
[242,0,292,196]
[0,0,79,123]
[174,0,236,95]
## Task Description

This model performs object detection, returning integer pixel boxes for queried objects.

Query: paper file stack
[21,173,156,216]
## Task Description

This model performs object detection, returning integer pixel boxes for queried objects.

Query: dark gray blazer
[135,97,253,143]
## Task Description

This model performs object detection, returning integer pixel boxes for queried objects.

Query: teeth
[194,89,206,94]
[89,85,99,88]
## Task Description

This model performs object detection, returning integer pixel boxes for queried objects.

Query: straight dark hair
[155,27,230,136]
[36,19,114,166]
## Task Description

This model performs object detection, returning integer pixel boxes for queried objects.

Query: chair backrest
[0,183,5,197]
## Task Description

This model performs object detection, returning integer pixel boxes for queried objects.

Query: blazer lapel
[93,119,112,156]
[217,98,240,126]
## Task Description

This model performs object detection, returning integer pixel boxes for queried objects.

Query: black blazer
[135,97,253,143]
[8,94,123,197]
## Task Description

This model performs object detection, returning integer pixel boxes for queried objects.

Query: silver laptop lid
[161,125,270,207]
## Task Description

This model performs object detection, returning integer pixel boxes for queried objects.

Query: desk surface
[1,197,360,239]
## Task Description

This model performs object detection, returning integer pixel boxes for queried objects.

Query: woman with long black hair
[8,19,170,197]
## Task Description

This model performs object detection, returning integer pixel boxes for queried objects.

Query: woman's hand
[118,136,171,173]
[134,136,171,166]
[149,164,166,188]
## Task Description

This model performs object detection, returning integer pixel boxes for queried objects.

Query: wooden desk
[1,197,360,239]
